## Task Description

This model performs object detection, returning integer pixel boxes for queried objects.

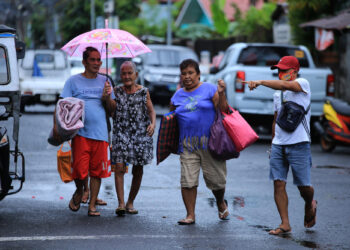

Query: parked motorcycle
[314,97,350,152]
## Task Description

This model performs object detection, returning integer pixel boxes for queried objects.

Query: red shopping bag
[221,106,259,152]
[156,111,179,165]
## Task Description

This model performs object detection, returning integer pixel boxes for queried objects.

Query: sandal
[81,190,89,204]
[88,210,100,217]
[69,192,81,212]
[178,218,195,225]
[115,207,126,216]
[126,207,138,214]
[218,208,230,220]
[96,198,107,206]
[304,200,317,228]
[218,200,230,220]
[269,227,291,235]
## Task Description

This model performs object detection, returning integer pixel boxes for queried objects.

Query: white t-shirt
[272,78,311,145]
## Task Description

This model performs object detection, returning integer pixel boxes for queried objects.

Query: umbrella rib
[125,43,135,58]
[69,44,81,57]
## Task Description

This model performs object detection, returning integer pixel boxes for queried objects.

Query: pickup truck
[207,43,334,135]
[19,49,71,112]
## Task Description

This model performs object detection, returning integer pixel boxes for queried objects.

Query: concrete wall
[338,30,350,103]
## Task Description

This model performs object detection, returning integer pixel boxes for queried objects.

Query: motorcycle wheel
[320,136,336,152]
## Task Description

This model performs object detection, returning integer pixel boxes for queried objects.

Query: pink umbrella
[61,20,151,75]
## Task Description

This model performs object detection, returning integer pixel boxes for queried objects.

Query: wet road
[0,105,350,249]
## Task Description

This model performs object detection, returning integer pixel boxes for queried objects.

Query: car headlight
[144,73,162,82]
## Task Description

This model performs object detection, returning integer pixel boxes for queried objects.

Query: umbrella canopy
[61,28,151,59]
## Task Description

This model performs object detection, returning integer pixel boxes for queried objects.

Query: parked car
[136,44,198,105]
[19,49,71,111]
[69,58,84,76]
[207,43,334,136]
[0,24,26,201]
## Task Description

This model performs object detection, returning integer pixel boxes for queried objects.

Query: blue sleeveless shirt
[171,82,217,153]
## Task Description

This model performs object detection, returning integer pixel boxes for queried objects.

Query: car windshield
[237,46,309,67]
[142,49,196,67]
[0,47,9,84]
[35,54,54,63]
[70,60,83,67]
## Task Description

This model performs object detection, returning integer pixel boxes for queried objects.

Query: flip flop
[269,227,291,235]
[88,210,100,217]
[218,199,230,220]
[126,207,138,214]
[69,192,81,212]
[219,208,230,220]
[95,198,107,206]
[81,191,89,204]
[178,218,195,225]
[305,200,317,228]
[115,207,126,216]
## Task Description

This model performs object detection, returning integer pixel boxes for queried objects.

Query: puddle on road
[251,225,320,249]
[103,185,114,197]
[233,196,245,208]
[315,165,350,175]
[207,196,245,209]
[207,197,246,221]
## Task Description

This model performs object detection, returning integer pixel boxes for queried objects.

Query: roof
[176,0,265,27]
[0,24,15,34]
[300,9,350,30]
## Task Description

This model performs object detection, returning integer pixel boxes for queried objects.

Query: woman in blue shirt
[170,59,229,225]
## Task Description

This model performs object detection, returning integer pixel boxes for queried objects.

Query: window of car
[237,46,309,67]
[142,48,197,67]
[0,46,9,85]
[218,48,235,71]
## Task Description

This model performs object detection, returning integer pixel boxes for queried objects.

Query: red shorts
[71,135,111,180]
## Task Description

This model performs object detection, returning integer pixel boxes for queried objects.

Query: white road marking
[0,234,246,242]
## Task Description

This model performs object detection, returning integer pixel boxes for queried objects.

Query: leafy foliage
[288,0,334,49]
[175,23,217,40]
[115,0,141,20]
[211,0,230,37]
[231,2,276,42]
[58,0,104,43]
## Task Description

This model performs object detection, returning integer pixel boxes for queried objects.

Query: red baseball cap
[271,56,300,72]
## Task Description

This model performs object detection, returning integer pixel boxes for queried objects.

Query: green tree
[231,2,276,42]
[211,0,230,37]
[114,0,141,20]
[288,0,334,49]
[58,0,104,43]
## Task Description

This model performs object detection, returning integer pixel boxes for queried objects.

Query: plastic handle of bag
[59,141,71,152]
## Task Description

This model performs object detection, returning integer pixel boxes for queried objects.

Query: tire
[20,97,26,113]
[320,136,336,152]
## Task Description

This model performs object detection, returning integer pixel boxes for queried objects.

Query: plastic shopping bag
[57,141,73,183]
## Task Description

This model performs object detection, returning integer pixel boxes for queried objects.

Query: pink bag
[222,106,259,152]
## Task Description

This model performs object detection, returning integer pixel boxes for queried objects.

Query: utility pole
[167,0,172,45]
[90,0,95,30]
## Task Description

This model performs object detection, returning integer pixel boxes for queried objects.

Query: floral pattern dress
[111,86,153,166]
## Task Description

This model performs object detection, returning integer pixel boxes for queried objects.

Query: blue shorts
[269,142,312,186]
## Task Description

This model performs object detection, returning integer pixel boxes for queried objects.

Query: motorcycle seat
[328,97,350,116]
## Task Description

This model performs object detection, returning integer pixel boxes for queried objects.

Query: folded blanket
[48,97,85,146]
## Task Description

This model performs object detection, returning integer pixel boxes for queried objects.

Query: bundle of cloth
[48,97,85,146]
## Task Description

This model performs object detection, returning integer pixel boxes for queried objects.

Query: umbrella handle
[106,43,108,82]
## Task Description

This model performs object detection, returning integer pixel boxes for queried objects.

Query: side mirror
[15,40,26,59]
[209,66,219,74]
[0,105,6,117]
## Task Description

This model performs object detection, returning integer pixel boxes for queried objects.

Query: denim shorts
[269,142,312,186]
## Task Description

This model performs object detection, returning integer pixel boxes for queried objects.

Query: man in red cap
[244,56,317,235]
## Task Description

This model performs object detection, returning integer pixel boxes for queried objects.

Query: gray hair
[120,60,137,73]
